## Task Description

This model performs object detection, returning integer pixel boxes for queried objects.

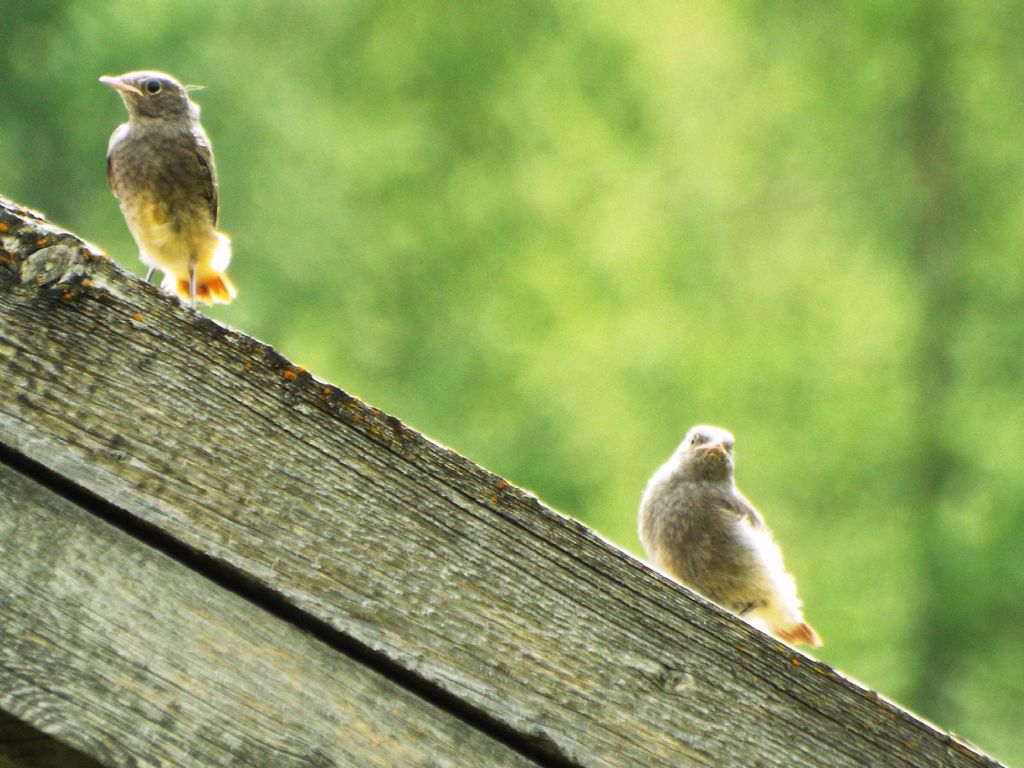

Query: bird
[101,70,236,307]
[638,425,822,647]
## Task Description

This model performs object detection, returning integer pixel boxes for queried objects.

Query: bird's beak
[699,441,730,459]
[99,75,143,96]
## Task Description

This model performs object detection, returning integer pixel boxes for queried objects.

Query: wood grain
[0,461,537,768]
[0,196,1003,767]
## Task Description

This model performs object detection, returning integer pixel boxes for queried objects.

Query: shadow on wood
[0,195,1003,767]
[0,712,104,768]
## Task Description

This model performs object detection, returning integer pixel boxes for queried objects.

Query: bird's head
[675,424,736,482]
[100,71,199,121]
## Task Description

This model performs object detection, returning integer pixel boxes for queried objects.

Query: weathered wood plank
[0,196,1002,767]
[0,461,538,768]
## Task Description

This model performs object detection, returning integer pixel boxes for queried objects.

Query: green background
[3,1,1022,763]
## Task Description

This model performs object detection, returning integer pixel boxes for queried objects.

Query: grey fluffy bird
[638,425,822,647]
[101,70,235,307]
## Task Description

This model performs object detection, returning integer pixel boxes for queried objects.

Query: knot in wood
[655,666,697,695]
[20,243,89,288]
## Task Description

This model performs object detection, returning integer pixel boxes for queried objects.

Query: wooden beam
[0,196,1002,767]
[0,461,537,767]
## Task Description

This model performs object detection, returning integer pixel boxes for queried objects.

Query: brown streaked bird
[101,70,235,307]
[638,424,822,647]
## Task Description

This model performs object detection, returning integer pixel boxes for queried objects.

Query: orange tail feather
[778,622,823,648]
[175,273,237,305]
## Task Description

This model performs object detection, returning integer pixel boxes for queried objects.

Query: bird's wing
[105,123,130,197]
[190,127,219,225]
[727,490,766,529]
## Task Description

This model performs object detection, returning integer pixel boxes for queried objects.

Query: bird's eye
[145,79,162,94]
[690,433,703,445]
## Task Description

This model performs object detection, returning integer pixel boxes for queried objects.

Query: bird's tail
[165,232,237,305]
[777,621,823,648]
[174,272,237,305]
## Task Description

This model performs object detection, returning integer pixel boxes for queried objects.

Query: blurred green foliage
[3,0,1023,762]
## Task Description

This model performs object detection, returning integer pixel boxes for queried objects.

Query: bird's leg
[188,262,197,309]
[144,266,156,283]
